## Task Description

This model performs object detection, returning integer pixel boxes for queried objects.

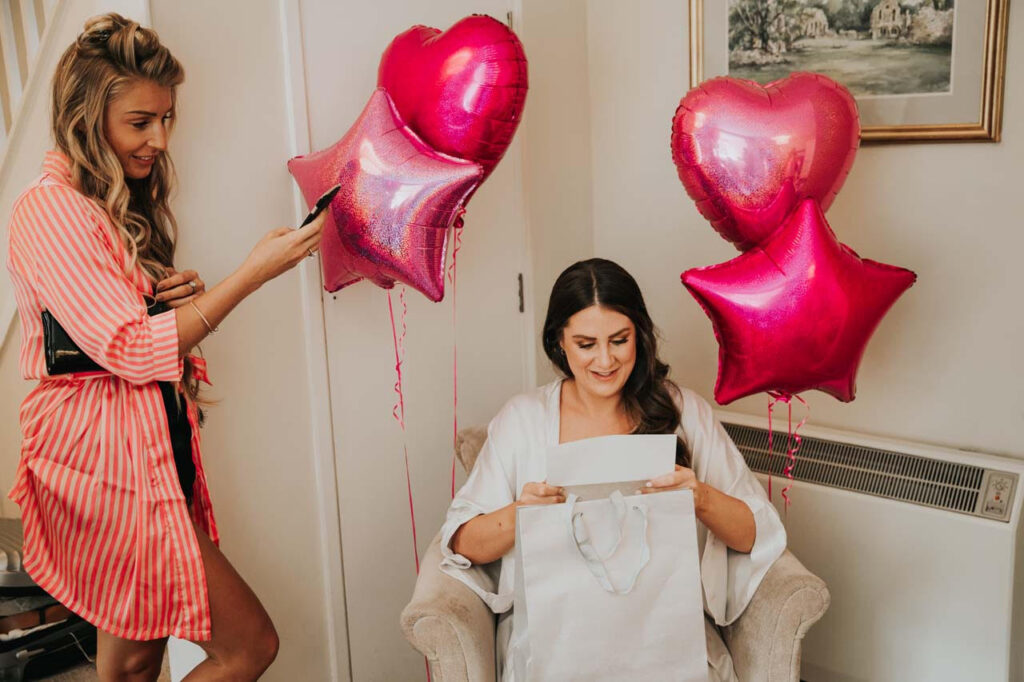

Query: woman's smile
[590,367,619,381]
[129,152,158,169]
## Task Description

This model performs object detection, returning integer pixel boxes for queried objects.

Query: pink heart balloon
[672,73,860,251]
[378,15,528,178]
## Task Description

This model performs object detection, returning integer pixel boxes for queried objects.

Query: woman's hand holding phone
[241,211,327,288]
[239,183,338,288]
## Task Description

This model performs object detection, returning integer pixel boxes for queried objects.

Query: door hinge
[517,273,524,313]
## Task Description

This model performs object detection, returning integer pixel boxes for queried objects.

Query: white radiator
[718,411,1024,682]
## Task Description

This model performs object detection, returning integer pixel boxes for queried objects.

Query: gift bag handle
[566,491,650,594]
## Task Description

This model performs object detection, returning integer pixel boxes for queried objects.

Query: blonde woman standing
[5,14,324,681]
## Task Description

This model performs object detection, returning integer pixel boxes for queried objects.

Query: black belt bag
[42,301,169,375]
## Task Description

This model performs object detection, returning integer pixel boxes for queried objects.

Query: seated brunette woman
[438,258,786,682]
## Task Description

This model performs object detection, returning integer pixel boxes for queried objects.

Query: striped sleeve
[10,184,181,384]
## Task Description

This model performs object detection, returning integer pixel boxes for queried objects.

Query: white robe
[440,380,787,681]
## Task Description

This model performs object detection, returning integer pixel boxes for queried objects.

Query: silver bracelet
[189,300,218,334]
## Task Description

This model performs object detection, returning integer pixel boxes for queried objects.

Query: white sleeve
[438,399,521,613]
[680,389,787,626]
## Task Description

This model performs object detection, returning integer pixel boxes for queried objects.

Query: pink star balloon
[682,199,916,404]
[288,89,483,301]
[672,73,860,251]
[378,15,528,179]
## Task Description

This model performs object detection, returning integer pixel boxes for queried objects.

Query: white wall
[583,0,1024,459]
[519,0,595,384]
[0,318,27,519]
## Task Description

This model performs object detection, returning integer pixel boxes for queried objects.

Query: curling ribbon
[448,214,465,499]
[767,391,809,512]
[387,287,421,574]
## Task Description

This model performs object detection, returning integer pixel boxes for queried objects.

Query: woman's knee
[254,619,280,670]
[97,646,164,681]
[221,617,279,678]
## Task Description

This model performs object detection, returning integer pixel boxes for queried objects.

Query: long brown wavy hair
[542,259,691,467]
[51,13,200,402]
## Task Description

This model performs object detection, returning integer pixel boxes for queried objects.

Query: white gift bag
[513,488,708,681]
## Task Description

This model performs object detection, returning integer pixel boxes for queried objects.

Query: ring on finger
[188,280,197,291]
[307,247,317,258]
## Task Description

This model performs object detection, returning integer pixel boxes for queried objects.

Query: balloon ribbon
[766,391,809,512]
[448,214,465,499]
[388,287,421,574]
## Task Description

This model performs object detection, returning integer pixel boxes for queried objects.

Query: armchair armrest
[401,532,497,682]
[720,549,830,682]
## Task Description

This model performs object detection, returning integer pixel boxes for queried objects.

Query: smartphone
[300,183,342,227]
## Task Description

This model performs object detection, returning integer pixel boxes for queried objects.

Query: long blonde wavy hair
[51,13,200,403]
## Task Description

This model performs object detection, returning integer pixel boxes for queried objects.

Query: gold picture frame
[689,0,1009,143]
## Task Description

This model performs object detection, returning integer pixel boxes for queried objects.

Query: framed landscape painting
[689,0,1009,142]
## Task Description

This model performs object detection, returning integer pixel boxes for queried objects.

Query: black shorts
[157,382,196,506]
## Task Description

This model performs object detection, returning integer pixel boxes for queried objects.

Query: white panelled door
[298,2,530,680]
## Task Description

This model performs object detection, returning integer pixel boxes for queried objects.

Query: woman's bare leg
[181,523,279,681]
[96,632,167,682]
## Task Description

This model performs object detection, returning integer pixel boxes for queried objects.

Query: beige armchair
[401,427,830,681]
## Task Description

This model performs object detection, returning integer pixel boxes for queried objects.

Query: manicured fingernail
[634,489,642,495]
